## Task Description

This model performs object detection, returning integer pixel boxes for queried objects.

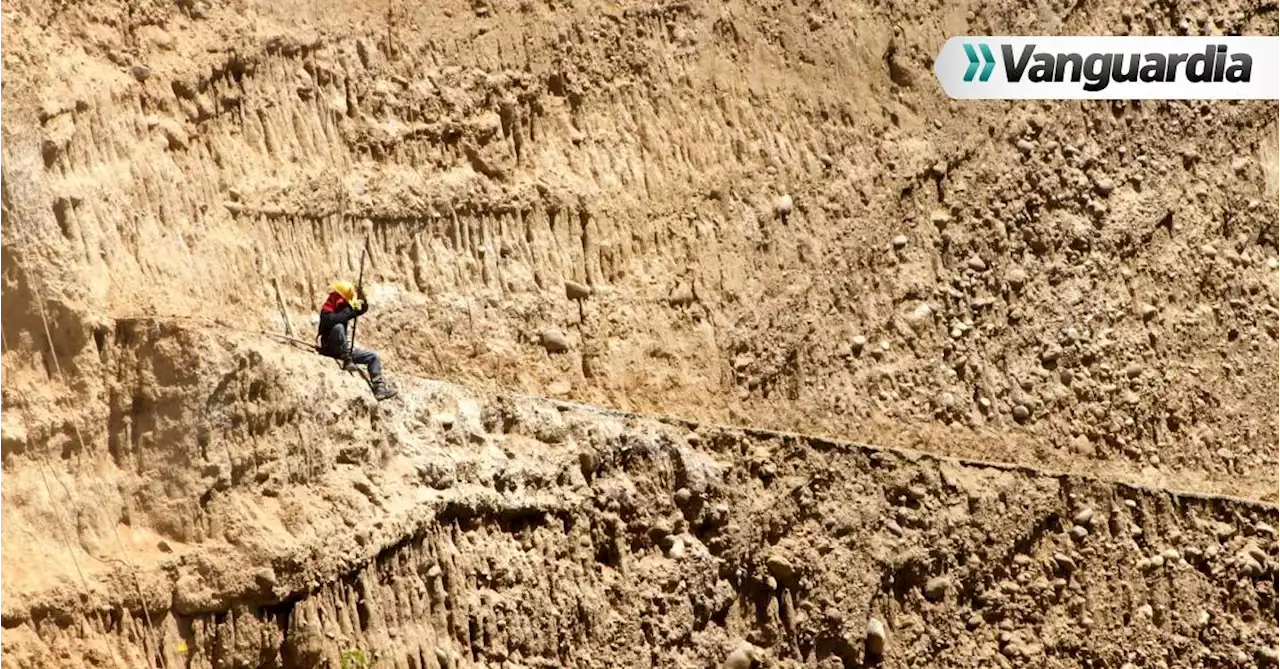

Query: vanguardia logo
[934,37,1279,100]
[1002,44,1250,91]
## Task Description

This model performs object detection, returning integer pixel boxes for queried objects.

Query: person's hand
[350,298,364,311]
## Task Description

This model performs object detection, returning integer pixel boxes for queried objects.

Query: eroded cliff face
[1,0,1278,667]
[1,329,1277,668]
[1,0,1276,502]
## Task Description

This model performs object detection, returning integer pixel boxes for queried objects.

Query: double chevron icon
[963,43,997,82]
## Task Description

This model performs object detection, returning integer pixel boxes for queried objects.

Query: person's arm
[322,302,367,328]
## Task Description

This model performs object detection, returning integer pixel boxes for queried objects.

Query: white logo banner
[934,36,1280,99]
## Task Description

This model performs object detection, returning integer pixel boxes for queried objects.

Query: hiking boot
[342,360,361,372]
[372,381,398,401]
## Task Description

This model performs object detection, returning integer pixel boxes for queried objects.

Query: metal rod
[348,240,368,357]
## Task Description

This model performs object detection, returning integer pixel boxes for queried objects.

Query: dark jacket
[317,293,368,357]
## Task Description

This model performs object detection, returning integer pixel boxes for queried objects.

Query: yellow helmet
[331,280,356,301]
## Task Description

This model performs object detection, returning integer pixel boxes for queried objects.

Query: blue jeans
[325,345,378,381]
[346,347,383,382]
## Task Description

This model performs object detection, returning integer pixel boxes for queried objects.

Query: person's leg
[349,347,382,381]
[350,347,396,400]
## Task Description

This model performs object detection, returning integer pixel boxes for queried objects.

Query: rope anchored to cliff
[26,277,172,669]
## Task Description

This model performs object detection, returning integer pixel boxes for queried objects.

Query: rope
[31,280,170,669]
[2,330,93,595]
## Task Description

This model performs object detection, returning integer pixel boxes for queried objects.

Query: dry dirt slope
[1,0,1277,501]
[0,327,1277,668]
[1,0,1279,667]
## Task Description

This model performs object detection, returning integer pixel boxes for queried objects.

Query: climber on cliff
[317,280,397,401]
